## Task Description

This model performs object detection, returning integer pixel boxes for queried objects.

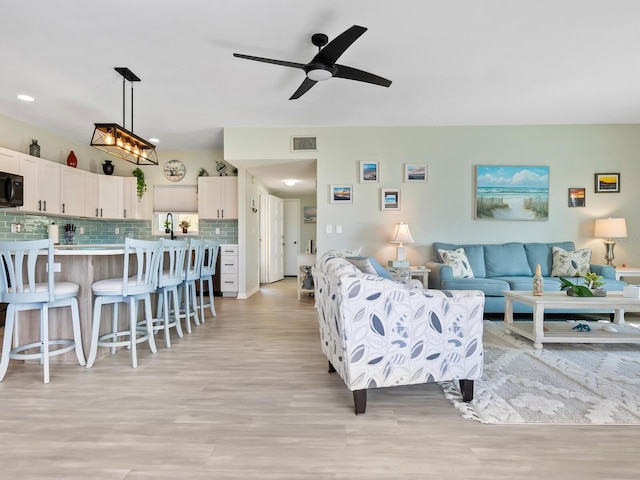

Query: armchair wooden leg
[459,379,474,402]
[328,361,336,373]
[353,389,367,415]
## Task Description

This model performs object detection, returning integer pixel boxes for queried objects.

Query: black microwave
[0,172,24,207]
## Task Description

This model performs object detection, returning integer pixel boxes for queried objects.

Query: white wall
[225,125,640,269]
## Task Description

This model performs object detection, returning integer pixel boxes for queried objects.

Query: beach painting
[330,184,353,204]
[475,165,549,221]
[303,206,317,223]
[359,161,379,183]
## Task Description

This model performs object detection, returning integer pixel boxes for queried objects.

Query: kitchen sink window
[157,213,199,234]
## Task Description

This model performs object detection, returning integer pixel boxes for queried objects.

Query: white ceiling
[3,1,640,195]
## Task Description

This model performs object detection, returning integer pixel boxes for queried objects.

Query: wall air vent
[291,136,317,152]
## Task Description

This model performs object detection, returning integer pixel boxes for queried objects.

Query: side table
[615,267,640,281]
[410,267,430,289]
[297,253,316,300]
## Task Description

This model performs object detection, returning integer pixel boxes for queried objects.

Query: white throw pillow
[438,248,474,279]
[551,247,592,277]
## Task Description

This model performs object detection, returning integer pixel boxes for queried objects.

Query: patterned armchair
[314,251,485,414]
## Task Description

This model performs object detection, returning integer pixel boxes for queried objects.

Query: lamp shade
[594,217,627,238]
[390,222,414,245]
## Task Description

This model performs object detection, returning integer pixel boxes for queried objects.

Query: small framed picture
[594,173,620,193]
[568,188,586,207]
[359,161,379,183]
[330,184,353,204]
[404,163,427,182]
[381,188,400,211]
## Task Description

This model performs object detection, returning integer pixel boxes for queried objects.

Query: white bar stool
[0,239,85,384]
[148,238,187,348]
[86,238,163,369]
[178,238,204,334]
[198,241,220,321]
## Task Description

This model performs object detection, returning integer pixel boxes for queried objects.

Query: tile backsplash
[0,211,238,244]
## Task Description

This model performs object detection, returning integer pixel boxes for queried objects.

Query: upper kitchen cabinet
[123,176,142,220]
[18,154,60,214]
[98,175,123,219]
[198,176,238,220]
[60,165,86,217]
[0,147,20,174]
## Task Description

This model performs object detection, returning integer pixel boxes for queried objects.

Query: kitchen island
[16,244,130,364]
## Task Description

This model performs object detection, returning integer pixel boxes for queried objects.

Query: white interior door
[283,199,300,276]
[259,189,268,284]
[267,195,284,283]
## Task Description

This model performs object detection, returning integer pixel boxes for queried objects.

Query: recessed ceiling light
[284,179,297,187]
[149,138,159,143]
[17,94,35,102]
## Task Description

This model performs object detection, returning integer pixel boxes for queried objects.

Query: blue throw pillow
[484,243,532,277]
[346,256,393,280]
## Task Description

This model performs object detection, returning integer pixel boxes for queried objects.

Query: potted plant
[178,219,191,234]
[560,272,606,297]
[132,167,147,199]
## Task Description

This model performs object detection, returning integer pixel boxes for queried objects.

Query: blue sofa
[426,241,627,313]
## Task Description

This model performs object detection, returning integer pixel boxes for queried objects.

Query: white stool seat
[178,238,204,334]
[0,239,85,384]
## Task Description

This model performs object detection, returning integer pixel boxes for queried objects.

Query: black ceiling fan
[233,25,392,100]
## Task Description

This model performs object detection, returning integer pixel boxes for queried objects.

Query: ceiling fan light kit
[233,25,392,99]
[90,67,158,165]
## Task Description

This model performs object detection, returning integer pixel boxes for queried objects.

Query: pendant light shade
[90,123,158,165]
[90,67,158,165]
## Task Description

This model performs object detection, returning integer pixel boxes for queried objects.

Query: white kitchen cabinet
[0,147,20,174]
[122,177,139,219]
[60,165,86,217]
[85,171,99,218]
[18,154,60,214]
[219,244,238,297]
[198,176,238,220]
[97,175,123,219]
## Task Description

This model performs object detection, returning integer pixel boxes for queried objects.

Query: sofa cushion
[551,247,592,277]
[346,256,393,280]
[484,243,532,277]
[433,242,486,278]
[524,242,575,276]
[441,277,509,296]
[437,248,474,278]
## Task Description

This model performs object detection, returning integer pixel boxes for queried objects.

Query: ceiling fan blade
[313,25,367,64]
[333,64,392,87]
[233,53,306,70]
[289,78,317,100]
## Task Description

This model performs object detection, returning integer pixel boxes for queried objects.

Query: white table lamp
[594,217,627,266]
[390,222,414,267]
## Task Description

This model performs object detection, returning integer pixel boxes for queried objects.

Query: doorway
[283,199,300,276]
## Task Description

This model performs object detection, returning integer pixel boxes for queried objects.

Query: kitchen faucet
[165,213,176,240]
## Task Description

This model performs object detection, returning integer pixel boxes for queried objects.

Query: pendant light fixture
[90,67,158,165]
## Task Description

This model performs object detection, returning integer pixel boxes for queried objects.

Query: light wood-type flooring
[1,278,639,479]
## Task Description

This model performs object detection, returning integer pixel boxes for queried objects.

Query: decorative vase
[566,288,607,297]
[102,160,115,175]
[29,139,40,157]
[66,151,78,168]
[182,228,188,234]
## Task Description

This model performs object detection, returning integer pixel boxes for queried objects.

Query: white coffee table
[503,290,640,350]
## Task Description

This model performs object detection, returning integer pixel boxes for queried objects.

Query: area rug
[441,321,640,424]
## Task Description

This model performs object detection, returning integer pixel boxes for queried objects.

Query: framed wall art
[330,185,353,204]
[404,163,427,182]
[303,206,317,223]
[381,188,401,211]
[568,188,585,207]
[359,161,379,183]
[475,165,549,220]
[594,173,620,193]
